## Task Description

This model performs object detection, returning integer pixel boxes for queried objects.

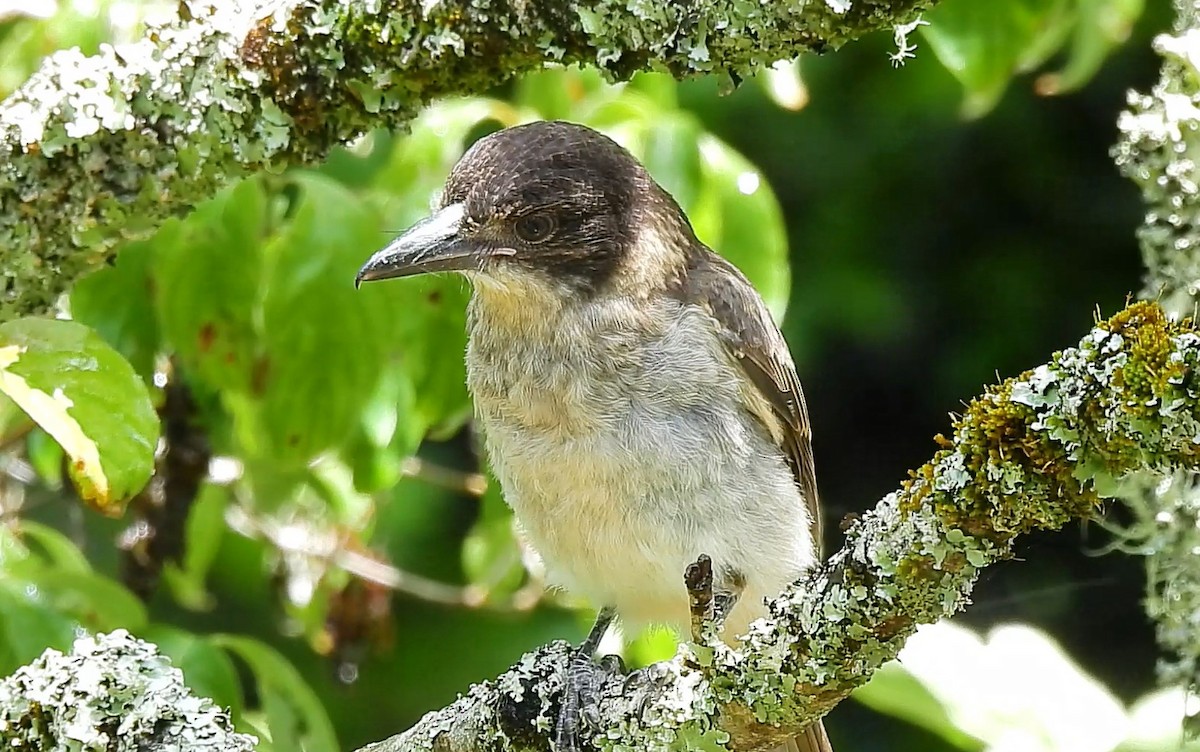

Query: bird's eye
[514,213,555,243]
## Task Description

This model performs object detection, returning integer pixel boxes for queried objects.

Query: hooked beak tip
[355,203,470,287]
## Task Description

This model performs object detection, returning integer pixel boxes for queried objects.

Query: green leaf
[255,174,388,464]
[0,586,75,676]
[1042,0,1144,94]
[343,370,410,493]
[155,178,268,393]
[141,625,243,718]
[693,135,791,320]
[514,67,614,121]
[639,115,704,213]
[378,274,473,438]
[15,520,90,573]
[71,238,161,380]
[318,129,397,189]
[921,0,1073,117]
[461,480,524,597]
[26,569,148,632]
[161,484,227,610]
[626,625,681,667]
[211,634,339,752]
[0,318,159,514]
[25,427,64,490]
[853,662,982,750]
[373,98,518,219]
[627,72,679,109]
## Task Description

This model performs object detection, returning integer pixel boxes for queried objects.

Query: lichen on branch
[1114,0,1200,317]
[1113,0,1200,725]
[0,0,931,321]
[361,302,1200,752]
[0,629,255,752]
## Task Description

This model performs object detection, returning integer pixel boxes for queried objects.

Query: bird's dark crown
[443,120,693,292]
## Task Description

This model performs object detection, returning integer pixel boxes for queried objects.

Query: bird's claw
[553,647,626,752]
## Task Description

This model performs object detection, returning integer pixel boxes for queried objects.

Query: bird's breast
[463,291,813,633]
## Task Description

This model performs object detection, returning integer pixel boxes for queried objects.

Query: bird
[356,120,831,752]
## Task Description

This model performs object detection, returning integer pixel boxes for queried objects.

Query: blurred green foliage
[0,0,1185,750]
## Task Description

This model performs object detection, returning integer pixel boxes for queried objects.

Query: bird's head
[355,120,694,300]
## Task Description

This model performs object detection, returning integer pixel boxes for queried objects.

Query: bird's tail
[774,720,833,752]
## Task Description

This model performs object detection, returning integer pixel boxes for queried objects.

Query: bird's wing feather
[777,721,835,752]
[679,250,822,554]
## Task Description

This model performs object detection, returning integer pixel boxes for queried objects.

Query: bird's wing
[779,721,835,752]
[679,250,822,555]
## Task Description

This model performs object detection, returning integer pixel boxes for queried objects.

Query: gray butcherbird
[356,121,832,752]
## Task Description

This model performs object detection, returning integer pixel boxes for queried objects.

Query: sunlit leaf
[625,626,680,668]
[640,115,704,212]
[761,60,809,111]
[877,622,1127,752]
[343,370,410,493]
[0,318,158,514]
[514,67,618,121]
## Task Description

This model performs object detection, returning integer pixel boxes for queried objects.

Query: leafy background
[0,0,1189,750]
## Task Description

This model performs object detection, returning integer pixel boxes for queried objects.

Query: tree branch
[361,301,1200,752]
[0,0,930,320]
[0,629,256,751]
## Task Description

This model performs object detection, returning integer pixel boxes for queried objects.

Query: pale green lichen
[688,305,1200,740]
[1113,1,1200,317]
[0,629,255,752]
[1115,472,1200,733]
[1,0,931,320]
[1114,0,1200,727]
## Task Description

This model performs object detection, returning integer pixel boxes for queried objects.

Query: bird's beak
[355,203,481,287]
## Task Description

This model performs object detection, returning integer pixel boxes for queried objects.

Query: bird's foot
[685,554,743,644]
[554,649,625,752]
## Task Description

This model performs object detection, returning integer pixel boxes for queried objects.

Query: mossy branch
[359,301,1200,752]
[0,0,930,320]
